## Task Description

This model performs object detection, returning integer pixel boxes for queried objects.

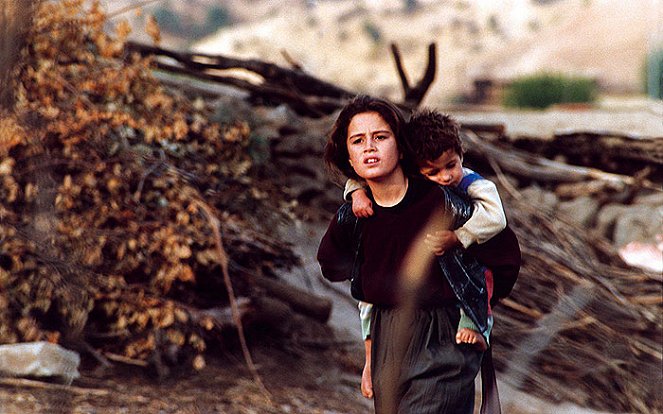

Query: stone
[557,196,600,228]
[211,95,256,125]
[0,342,80,383]
[613,204,663,247]
[520,185,559,212]
[595,203,627,240]
[634,191,663,207]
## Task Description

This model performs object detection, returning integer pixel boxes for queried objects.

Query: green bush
[362,21,382,44]
[203,6,231,32]
[153,6,232,39]
[153,7,181,34]
[644,49,663,99]
[403,0,418,12]
[503,73,597,109]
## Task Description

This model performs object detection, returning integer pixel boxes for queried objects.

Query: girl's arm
[361,337,373,399]
[316,207,356,282]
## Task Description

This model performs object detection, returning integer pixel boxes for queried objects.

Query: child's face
[419,149,463,187]
[346,111,402,182]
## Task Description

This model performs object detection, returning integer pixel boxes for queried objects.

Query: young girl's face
[346,111,401,182]
[419,149,463,187]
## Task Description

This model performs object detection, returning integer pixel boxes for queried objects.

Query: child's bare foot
[456,328,488,351]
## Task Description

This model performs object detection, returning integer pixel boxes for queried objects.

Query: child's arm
[425,177,506,256]
[454,178,506,248]
[344,178,374,218]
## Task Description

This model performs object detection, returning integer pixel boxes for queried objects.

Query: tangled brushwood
[0,0,299,369]
[492,192,661,414]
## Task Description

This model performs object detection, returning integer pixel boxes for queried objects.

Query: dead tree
[390,42,437,107]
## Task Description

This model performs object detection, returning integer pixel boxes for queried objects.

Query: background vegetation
[504,73,598,109]
[645,49,663,99]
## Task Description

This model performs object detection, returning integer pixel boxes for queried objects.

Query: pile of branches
[491,189,662,414]
[0,1,303,371]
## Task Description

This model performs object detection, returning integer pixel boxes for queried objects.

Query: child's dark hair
[405,109,463,165]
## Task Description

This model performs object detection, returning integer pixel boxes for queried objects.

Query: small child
[346,109,506,354]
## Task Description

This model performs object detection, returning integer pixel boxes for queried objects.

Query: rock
[595,204,626,240]
[520,185,559,211]
[557,196,600,227]
[253,104,301,130]
[618,241,663,273]
[612,205,663,247]
[212,95,256,125]
[0,342,80,383]
[634,191,663,207]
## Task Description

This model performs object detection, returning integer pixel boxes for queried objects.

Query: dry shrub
[0,0,297,368]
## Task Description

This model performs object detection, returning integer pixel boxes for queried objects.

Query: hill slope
[191,0,662,105]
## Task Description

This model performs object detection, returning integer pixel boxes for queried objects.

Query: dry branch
[244,271,332,324]
[490,180,662,414]
[552,131,663,166]
[126,41,354,117]
[0,377,110,396]
[390,42,436,107]
[127,40,435,114]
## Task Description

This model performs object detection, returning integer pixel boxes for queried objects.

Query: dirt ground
[0,340,372,414]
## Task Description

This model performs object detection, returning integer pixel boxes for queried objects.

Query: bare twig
[194,198,272,402]
[0,377,109,396]
[107,0,164,19]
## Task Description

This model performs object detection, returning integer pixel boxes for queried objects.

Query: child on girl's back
[345,109,507,398]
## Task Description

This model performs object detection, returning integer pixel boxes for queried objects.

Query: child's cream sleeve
[454,178,507,248]
[343,178,365,201]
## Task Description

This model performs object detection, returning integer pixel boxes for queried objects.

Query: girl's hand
[361,361,373,398]
[351,189,374,218]
[425,230,460,256]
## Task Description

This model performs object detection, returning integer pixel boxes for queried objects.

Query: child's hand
[351,189,374,218]
[425,230,460,256]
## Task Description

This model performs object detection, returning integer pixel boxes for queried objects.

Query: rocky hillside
[187,0,662,104]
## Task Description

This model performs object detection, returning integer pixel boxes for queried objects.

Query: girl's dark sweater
[318,178,456,307]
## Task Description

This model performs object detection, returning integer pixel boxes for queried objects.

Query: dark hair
[405,109,463,166]
[324,95,410,180]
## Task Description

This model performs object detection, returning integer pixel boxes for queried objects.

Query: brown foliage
[0,0,298,369]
